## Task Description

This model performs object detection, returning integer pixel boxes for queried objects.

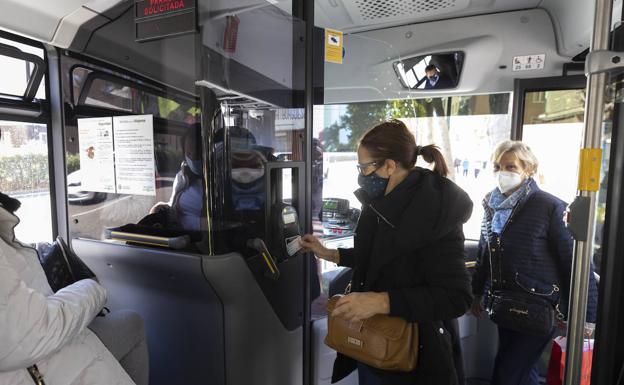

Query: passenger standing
[454,158,462,174]
[471,141,598,385]
[462,158,470,177]
[302,120,473,385]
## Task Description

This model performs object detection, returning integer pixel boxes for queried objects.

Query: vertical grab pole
[564,0,612,384]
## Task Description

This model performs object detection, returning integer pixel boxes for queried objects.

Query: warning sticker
[325,28,343,64]
[512,54,545,71]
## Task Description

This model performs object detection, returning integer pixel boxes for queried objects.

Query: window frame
[0,31,48,124]
[0,30,54,240]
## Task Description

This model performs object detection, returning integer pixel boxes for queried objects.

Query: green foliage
[321,101,389,151]
[387,99,429,118]
[0,154,49,192]
[66,153,80,174]
[320,98,452,152]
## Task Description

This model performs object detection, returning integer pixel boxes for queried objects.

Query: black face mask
[357,172,389,200]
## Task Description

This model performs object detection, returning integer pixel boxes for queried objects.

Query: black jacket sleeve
[387,230,473,322]
[471,235,489,296]
[337,248,355,268]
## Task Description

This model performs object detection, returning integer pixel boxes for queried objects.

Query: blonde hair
[491,140,539,176]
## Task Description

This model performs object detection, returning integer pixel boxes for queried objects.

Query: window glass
[64,58,203,250]
[0,37,50,243]
[522,89,586,204]
[0,122,52,242]
[314,93,512,272]
[198,3,307,257]
[73,68,198,124]
[0,37,46,100]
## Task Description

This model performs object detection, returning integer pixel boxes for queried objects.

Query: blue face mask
[357,172,389,200]
[428,74,439,85]
[185,155,202,176]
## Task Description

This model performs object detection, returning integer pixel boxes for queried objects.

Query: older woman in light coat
[0,192,137,385]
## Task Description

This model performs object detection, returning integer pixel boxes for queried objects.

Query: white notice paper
[77,117,116,193]
[113,115,156,196]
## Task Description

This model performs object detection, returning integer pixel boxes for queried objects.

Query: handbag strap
[484,185,531,294]
[55,236,76,281]
[27,365,45,385]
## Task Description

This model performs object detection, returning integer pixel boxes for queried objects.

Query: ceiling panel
[315,0,542,32]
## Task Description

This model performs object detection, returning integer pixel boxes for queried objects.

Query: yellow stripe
[110,231,169,242]
[577,148,602,192]
[110,237,169,248]
[465,261,477,269]
[261,252,276,274]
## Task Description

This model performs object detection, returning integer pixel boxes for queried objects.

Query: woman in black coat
[302,120,473,385]
[471,140,599,385]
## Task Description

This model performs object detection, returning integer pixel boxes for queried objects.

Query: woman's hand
[300,234,339,263]
[556,320,595,338]
[471,295,485,318]
[331,292,390,323]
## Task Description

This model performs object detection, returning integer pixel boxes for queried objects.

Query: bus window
[62,56,203,249]
[521,89,586,203]
[314,93,512,262]
[0,34,50,243]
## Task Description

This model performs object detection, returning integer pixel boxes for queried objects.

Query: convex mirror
[394,52,464,90]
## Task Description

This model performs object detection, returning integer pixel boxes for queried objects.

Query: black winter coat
[472,179,599,322]
[332,168,474,385]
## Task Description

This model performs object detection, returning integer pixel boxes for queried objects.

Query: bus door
[511,75,609,274]
[510,71,613,381]
[512,75,590,206]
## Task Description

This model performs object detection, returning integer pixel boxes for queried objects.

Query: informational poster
[512,54,545,71]
[76,114,156,196]
[113,115,156,196]
[77,117,116,193]
[325,28,343,64]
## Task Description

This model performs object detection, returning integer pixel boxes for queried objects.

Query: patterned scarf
[486,178,531,234]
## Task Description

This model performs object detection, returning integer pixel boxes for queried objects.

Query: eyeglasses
[356,160,383,175]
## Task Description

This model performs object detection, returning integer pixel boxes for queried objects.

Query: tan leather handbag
[324,295,419,372]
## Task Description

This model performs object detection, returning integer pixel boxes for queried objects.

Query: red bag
[546,336,593,385]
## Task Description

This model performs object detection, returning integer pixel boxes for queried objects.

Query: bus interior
[1,0,624,384]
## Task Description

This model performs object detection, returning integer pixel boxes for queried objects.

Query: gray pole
[564,0,612,384]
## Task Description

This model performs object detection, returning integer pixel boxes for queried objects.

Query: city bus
[0,0,623,384]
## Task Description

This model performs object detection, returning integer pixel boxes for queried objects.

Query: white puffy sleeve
[0,250,107,371]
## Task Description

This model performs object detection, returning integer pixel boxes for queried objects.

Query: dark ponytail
[360,119,449,177]
[419,144,449,177]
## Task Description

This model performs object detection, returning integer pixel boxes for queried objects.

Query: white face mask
[496,171,524,194]
[231,168,265,184]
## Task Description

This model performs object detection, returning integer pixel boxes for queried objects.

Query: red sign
[223,16,240,53]
[135,0,196,41]
[136,0,195,19]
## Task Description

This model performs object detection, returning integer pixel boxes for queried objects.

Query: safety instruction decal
[77,117,116,194]
[512,54,545,71]
[325,28,343,64]
[113,115,156,196]
[77,115,156,196]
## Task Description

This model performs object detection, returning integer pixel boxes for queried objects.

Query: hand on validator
[300,234,338,263]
